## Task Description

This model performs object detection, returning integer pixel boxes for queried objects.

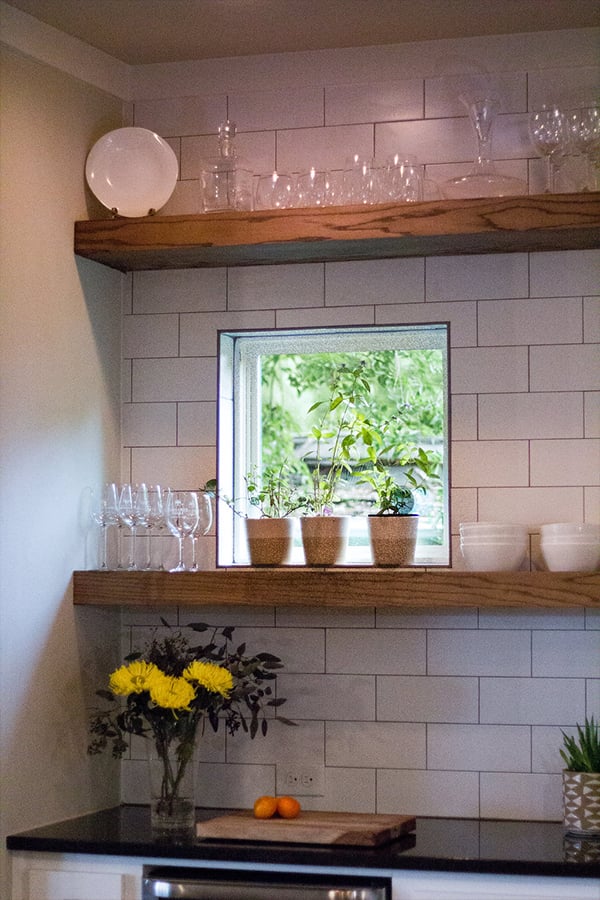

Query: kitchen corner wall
[119,29,599,821]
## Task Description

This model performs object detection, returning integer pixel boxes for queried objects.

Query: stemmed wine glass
[188,491,213,571]
[165,490,200,572]
[90,482,119,569]
[118,483,150,570]
[567,103,600,191]
[146,485,166,570]
[529,105,571,193]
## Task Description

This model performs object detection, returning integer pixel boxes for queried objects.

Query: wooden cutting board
[196,810,416,846]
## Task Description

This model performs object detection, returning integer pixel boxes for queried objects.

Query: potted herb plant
[560,716,600,835]
[358,433,440,567]
[243,463,303,565]
[298,362,371,566]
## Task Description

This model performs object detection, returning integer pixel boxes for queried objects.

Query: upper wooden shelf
[74,193,600,271]
[73,569,600,609]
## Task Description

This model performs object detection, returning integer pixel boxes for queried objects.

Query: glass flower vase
[147,735,196,837]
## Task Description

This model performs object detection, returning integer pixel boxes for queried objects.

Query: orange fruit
[276,795,301,819]
[253,795,278,819]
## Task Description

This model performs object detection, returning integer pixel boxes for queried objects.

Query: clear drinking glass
[255,171,293,209]
[567,103,600,191]
[118,483,150,570]
[529,105,571,192]
[166,490,200,572]
[145,485,166,570]
[188,491,213,571]
[90,482,119,569]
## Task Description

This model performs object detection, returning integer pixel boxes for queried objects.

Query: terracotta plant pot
[300,516,349,566]
[562,770,600,835]
[368,514,419,567]
[245,517,294,566]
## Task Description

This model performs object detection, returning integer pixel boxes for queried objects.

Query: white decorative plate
[85,127,178,217]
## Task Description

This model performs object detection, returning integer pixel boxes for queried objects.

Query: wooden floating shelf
[73,569,600,609]
[74,193,600,271]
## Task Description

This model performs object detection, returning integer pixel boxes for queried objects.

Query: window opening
[217,324,449,566]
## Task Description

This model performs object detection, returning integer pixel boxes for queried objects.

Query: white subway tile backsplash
[583,296,600,342]
[132,268,227,314]
[276,304,375,329]
[326,721,425,768]
[277,674,375,721]
[377,301,477,347]
[276,123,374,173]
[426,254,529,302]
[425,72,527,117]
[533,631,600,677]
[451,347,529,393]
[428,630,531,676]
[531,438,600,486]
[133,93,226,136]
[325,258,424,305]
[179,309,276,357]
[480,678,586,725]
[478,486,584,527]
[452,440,529,487]
[132,357,216,402]
[177,401,217,446]
[529,249,600,298]
[478,297,583,346]
[122,314,179,358]
[119,36,599,822]
[325,78,423,125]
[478,393,584,440]
[122,402,176,447]
[228,87,324,131]
[480,773,562,821]
[428,724,531,772]
[326,628,426,675]
[377,676,478,723]
[229,263,324,310]
[527,65,600,111]
[377,769,479,817]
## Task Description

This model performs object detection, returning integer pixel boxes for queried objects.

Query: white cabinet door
[28,868,125,900]
[392,870,600,899]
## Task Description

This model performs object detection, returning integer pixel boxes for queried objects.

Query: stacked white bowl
[459,522,528,571]
[540,523,600,572]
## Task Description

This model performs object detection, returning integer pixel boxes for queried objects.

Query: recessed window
[217,324,449,566]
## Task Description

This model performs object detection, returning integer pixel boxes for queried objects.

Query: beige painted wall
[0,45,124,893]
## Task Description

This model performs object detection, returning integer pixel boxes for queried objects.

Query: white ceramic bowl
[460,522,527,538]
[541,522,600,539]
[540,542,600,572]
[460,541,527,571]
[541,536,600,544]
[460,536,528,544]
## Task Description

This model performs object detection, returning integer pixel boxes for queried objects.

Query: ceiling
[5,0,600,65]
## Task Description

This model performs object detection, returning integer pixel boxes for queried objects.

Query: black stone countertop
[6,806,600,879]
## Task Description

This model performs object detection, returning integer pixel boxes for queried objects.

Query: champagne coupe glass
[529,105,571,192]
[444,94,527,198]
[188,491,213,571]
[118,483,150,570]
[146,485,166,570]
[166,490,200,572]
[567,103,600,191]
[90,482,119,569]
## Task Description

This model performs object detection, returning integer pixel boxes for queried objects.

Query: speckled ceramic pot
[368,514,418,567]
[245,517,294,566]
[300,516,349,566]
[562,770,600,835]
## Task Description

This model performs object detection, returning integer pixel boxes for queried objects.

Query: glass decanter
[443,94,527,199]
[199,120,253,212]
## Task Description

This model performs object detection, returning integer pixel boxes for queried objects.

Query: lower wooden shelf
[73,569,600,609]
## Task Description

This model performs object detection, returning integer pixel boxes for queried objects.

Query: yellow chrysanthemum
[183,660,234,697]
[149,673,196,710]
[109,660,160,696]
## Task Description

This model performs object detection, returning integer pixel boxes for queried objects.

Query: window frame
[217,323,450,567]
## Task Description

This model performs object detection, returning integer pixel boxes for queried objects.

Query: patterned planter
[562,770,600,835]
[245,517,294,566]
[300,516,349,566]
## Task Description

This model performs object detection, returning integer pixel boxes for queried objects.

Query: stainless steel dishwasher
[142,865,391,899]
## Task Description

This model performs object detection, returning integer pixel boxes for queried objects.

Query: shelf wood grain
[73,569,600,609]
[74,193,600,272]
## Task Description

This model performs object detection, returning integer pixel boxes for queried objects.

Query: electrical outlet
[276,764,325,796]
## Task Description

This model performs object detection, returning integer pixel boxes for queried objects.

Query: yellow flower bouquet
[88,621,293,832]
